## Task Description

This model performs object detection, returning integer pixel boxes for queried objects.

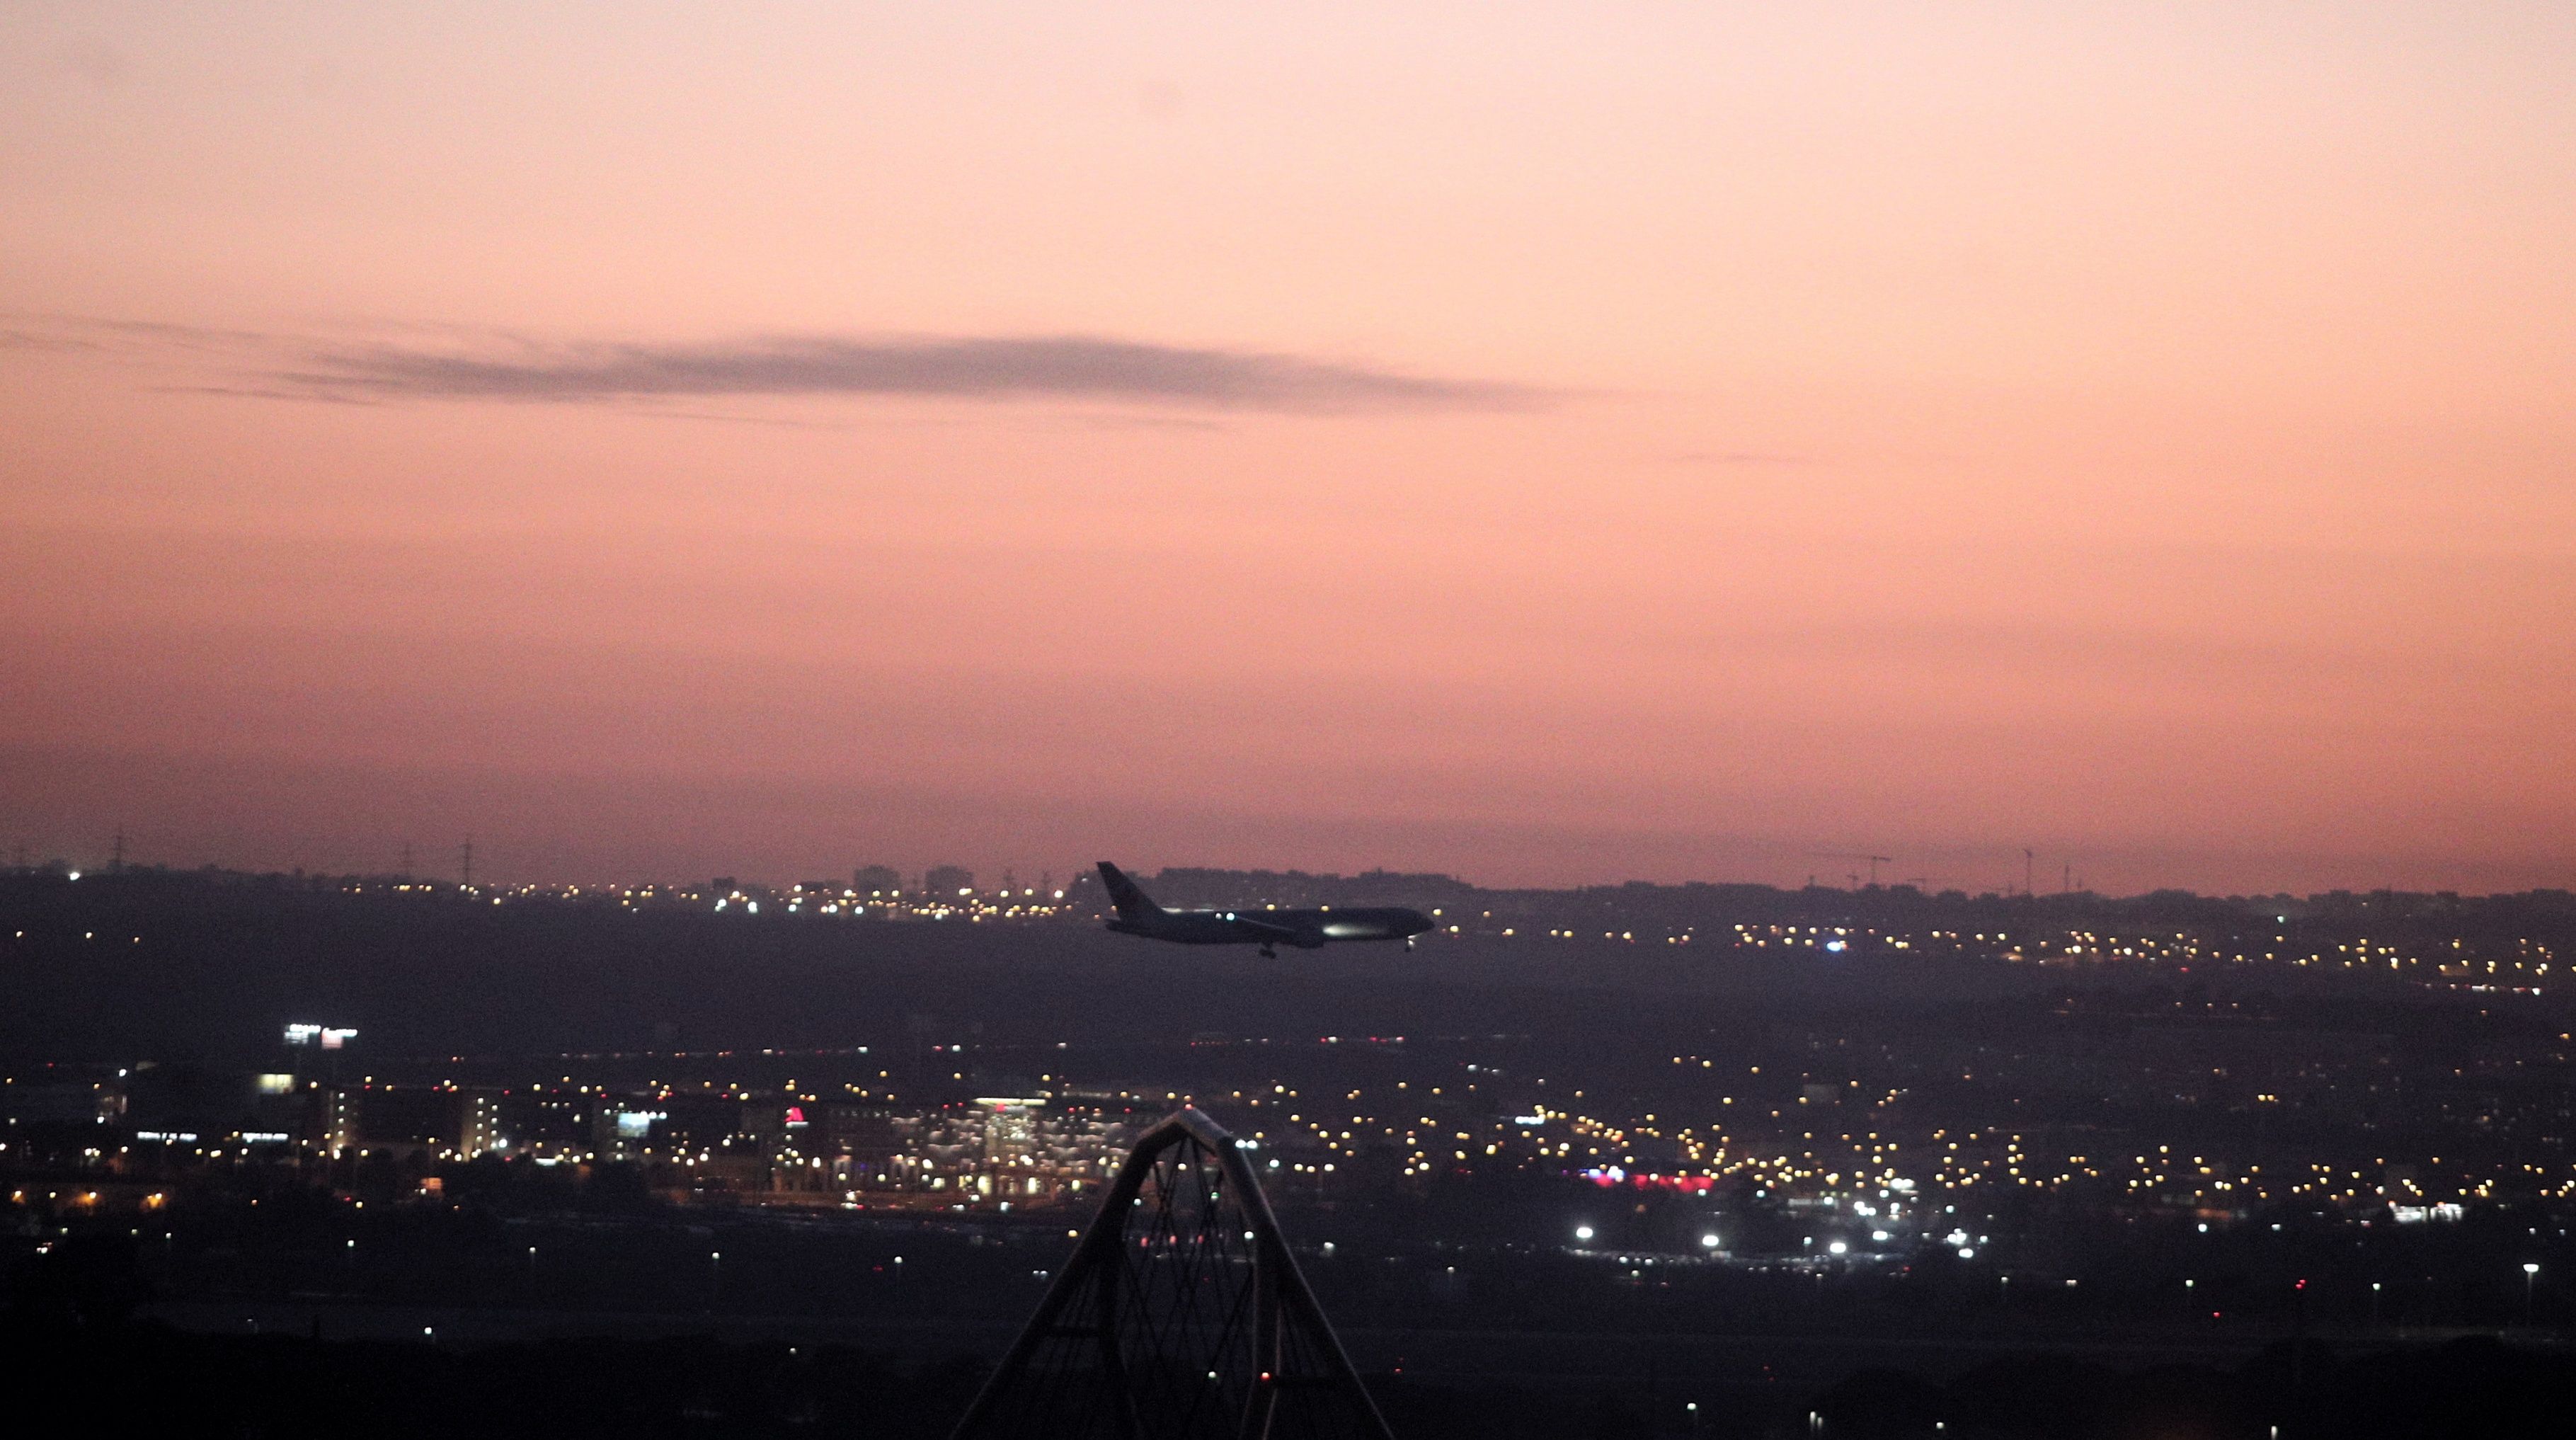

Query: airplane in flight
[1094,862,1436,958]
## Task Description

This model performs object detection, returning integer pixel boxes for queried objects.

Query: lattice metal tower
[951,1107,1395,1440]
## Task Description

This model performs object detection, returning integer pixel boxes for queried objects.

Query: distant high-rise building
[925,864,975,896]
[852,864,903,893]
[313,1086,359,1156]
[458,1090,505,1158]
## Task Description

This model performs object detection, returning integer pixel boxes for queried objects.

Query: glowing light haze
[4,4,2571,892]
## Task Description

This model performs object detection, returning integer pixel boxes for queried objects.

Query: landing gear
[1404,937,1416,952]
[1259,943,1277,959]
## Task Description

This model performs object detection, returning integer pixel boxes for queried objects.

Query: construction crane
[1814,852,1893,887]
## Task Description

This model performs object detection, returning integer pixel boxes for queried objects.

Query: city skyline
[11,845,2572,908]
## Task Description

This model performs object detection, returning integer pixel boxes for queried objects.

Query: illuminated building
[313,1086,359,1156]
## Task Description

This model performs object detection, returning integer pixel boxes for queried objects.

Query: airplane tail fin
[1095,862,1164,922]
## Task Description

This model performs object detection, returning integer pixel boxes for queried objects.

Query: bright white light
[1957,1247,1975,1259]
[1872,1230,1891,1242]
[1828,1240,1848,1255]
[67,872,80,881]
[1575,1225,1594,1242]
[1700,1234,1719,1248]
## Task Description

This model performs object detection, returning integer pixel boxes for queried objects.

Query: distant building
[983,1098,1038,1164]
[873,1101,1136,1204]
[0,1078,122,1124]
[313,1086,359,1155]
[342,1085,509,1161]
[925,864,975,896]
[459,1090,504,1158]
[853,864,903,893]
[280,1023,357,1078]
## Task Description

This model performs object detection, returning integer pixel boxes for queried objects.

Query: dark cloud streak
[282,334,1545,413]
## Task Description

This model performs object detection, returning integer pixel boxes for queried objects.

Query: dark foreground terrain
[8,1305,2575,1439]
[13,1218,2576,1439]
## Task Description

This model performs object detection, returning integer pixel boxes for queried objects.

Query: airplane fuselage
[1105,905,1433,949]
[1094,862,1433,955]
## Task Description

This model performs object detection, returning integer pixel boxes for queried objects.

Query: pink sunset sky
[4,4,2571,893]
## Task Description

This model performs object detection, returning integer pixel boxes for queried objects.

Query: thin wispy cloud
[279,334,1547,413]
[6,314,1551,416]
[1,327,96,352]
[1667,450,1809,467]
[147,384,385,406]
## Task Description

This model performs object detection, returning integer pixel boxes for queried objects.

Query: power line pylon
[952,1107,1394,1440]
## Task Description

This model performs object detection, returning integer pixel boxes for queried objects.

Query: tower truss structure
[951,1107,1395,1440]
